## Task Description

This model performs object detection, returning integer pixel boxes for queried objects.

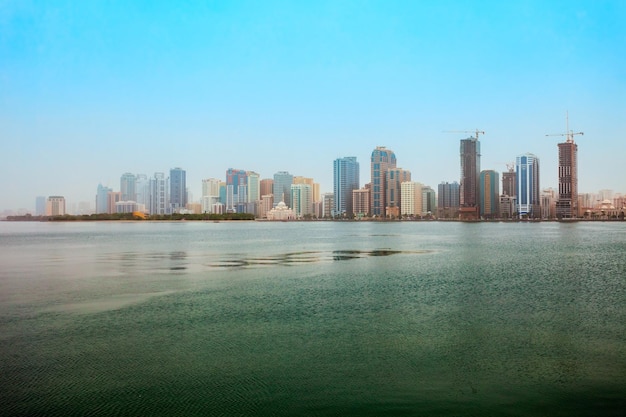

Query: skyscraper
[502,167,516,198]
[169,167,187,212]
[459,136,481,219]
[150,172,167,215]
[96,184,112,214]
[352,188,370,217]
[480,170,500,218]
[202,178,221,214]
[385,168,411,215]
[370,146,397,217]
[556,139,578,218]
[422,186,436,216]
[225,168,247,213]
[273,171,293,208]
[135,174,150,211]
[291,184,312,218]
[333,157,360,216]
[400,181,423,217]
[120,172,136,202]
[516,153,540,218]
[247,172,260,203]
[260,179,274,197]
[437,181,460,218]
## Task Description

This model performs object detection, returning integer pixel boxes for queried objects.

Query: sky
[1,0,625,212]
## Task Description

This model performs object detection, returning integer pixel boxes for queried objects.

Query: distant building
[479,170,500,219]
[116,201,140,213]
[437,181,460,218]
[96,184,112,214]
[422,186,436,216]
[120,172,136,202]
[370,146,397,217]
[169,167,187,212]
[107,191,122,214]
[247,172,260,206]
[266,201,295,221]
[385,168,411,216]
[202,178,221,213]
[259,194,274,219]
[291,184,312,218]
[541,188,557,219]
[499,195,516,219]
[135,174,150,210]
[273,171,294,208]
[459,136,481,219]
[260,179,274,197]
[516,153,540,218]
[502,168,516,197]
[352,188,370,218]
[556,139,578,218]
[225,168,247,213]
[401,181,423,217]
[322,193,334,218]
[46,196,66,216]
[333,157,360,216]
[35,196,46,216]
[150,173,167,215]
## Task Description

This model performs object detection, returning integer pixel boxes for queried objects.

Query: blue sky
[1,0,625,212]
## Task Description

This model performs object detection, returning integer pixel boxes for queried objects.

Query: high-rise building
[120,172,136,202]
[225,168,247,213]
[259,194,274,219]
[516,153,540,218]
[169,167,187,212]
[96,184,112,214]
[401,181,423,217]
[322,193,335,218]
[135,174,150,211]
[502,168,516,198]
[273,171,293,208]
[480,170,500,219]
[260,179,274,197]
[385,168,411,215]
[370,146,397,217]
[459,136,481,219]
[46,196,66,216]
[437,181,460,218]
[201,178,221,214]
[352,188,370,217]
[333,157,360,216]
[291,184,312,218]
[422,186,436,216]
[35,196,46,216]
[541,188,557,219]
[150,173,167,215]
[556,139,578,218]
[107,191,122,214]
[247,171,260,204]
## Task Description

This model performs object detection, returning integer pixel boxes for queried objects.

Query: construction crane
[443,129,485,140]
[545,112,583,143]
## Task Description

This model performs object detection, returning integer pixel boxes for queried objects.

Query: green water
[1,221,625,416]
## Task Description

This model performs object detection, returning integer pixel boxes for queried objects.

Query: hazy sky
[2,0,625,212]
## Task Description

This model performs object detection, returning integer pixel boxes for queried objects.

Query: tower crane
[444,129,485,140]
[545,112,583,143]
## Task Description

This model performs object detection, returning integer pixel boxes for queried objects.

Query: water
[1,221,625,416]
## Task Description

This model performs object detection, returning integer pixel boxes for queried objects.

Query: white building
[266,201,295,220]
[401,181,423,217]
[291,184,312,218]
[46,196,66,216]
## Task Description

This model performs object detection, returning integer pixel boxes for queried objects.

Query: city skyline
[2,1,625,212]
